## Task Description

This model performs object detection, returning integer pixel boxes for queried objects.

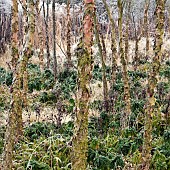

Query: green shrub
[159,65,170,79]
[24,122,58,141]
[24,160,50,170]
[92,64,111,81]
[27,64,55,92]
[56,69,77,99]
[151,150,169,170]
[41,69,54,90]
[0,67,13,86]
[0,126,5,154]
[39,91,57,104]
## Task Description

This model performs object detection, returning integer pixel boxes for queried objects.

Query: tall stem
[118,0,131,128]
[94,12,109,112]
[52,0,57,80]
[66,0,72,68]
[71,0,95,169]
[102,0,117,87]
[142,1,165,169]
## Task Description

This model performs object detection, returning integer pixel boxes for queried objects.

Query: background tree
[124,1,131,63]
[36,0,44,71]
[144,0,150,60]
[102,0,117,89]
[66,0,72,68]
[52,0,57,80]
[94,11,109,112]
[43,0,50,68]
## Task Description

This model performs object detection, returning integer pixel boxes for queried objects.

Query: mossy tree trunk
[124,1,131,63]
[132,14,142,71]
[2,0,22,169]
[142,0,165,169]
[21,0,35,109]
[71,0,95,169]
[118,0,131,128]
[94,12,109,112]
[102,0,117,88]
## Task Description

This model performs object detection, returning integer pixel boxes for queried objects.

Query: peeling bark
[2,0,22,169]
[142,1,165,169]
[118,0,131,128]
[102,0,117,87]
[71,0,95,169]
[144,0,150,60]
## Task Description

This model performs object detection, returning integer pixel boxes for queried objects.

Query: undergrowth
[0,61,169,169]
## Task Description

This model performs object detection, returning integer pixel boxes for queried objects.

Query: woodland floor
[0,37,169,169]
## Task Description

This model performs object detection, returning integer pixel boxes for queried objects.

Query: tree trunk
[2,0,22,169]
[21,0,35,110]
[52,0,57,80]
[36,0,44,71]
[132,12,142,71]
[43,0,50,68]
[66,0,72,68]
[142,0,165,169]
[144,0,150,60]
[134,36,140,70]
[118,0,131,128]
[71,0,95,169]
[102,0,117,88]
[124,1,131,63]
[94,12,109,112]
[101,35,109,111]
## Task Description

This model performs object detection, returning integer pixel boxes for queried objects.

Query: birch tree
[144,0,150,60]
[52,0,57,80]
[43,0,50,68]
[102,0,117,88]
[118,0,131,128]
[2,0,22,169]
[71,0,95,169]
[94,11,109,112]
[66,0,72,68]
[142,0,165,169]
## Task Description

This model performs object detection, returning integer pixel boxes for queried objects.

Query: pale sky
[0,0,12,14]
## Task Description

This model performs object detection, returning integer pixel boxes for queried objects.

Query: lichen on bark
[142,0,165,169]
[71,1,95,169]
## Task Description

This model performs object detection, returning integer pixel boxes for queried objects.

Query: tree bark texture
[124,1,131,63]
[118,0,131,128]
[144,0,150,60]
[102,0,117,87]
[94,12,109,112]
[66,0,72,68]
[142,1,165,169]
[43,0,50,68]
[71,0,95,169]
[2,0,22,169]
[36,0,44,71]
[52,0,57,80]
